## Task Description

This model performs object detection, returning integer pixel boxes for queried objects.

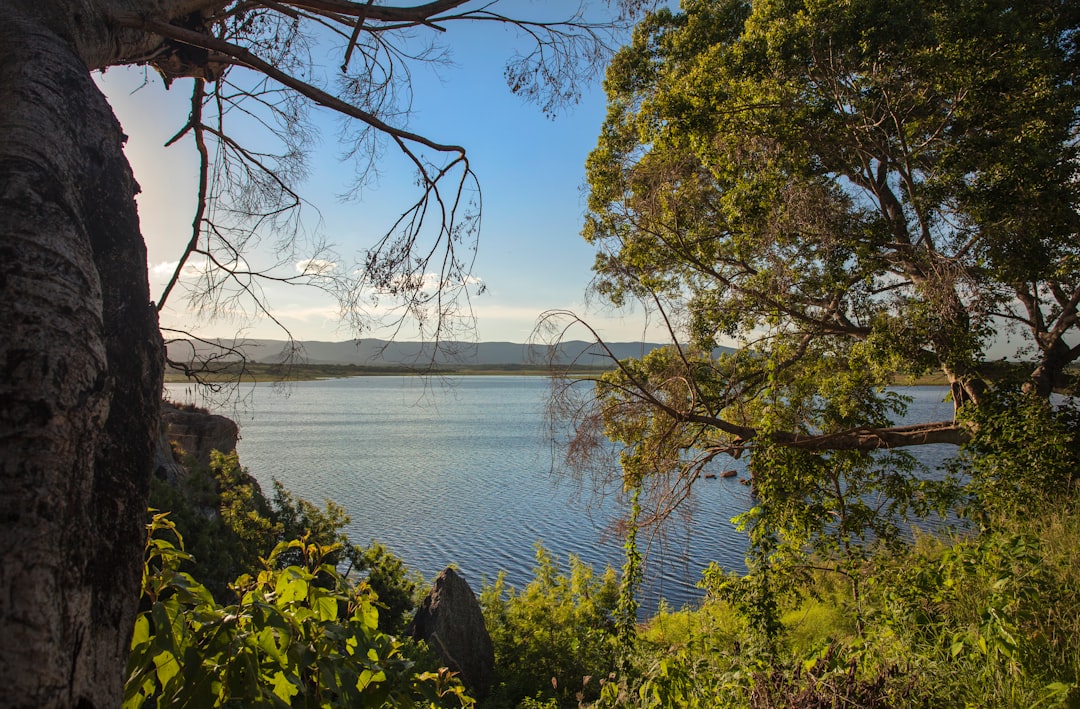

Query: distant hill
[165,338,735,368]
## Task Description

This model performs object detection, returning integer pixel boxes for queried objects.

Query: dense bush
[953,389,1080,520]
[149,449,422,635]
[480,546,621,708]
[577,504,1079,708]
[572,386,1080,707]
[125,514,470,708]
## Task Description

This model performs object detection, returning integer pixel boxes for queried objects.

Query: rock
[160,400,240,469]
[152,428,187,484]
[409,567,494,698]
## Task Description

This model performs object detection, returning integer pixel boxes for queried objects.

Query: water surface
[167,377,955,612]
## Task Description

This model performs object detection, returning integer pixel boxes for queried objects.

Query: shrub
[125,513,471,708]
[149,449,423,635]
[480,546,620,707]
[954,388,1080,520]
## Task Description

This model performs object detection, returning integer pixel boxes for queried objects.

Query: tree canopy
[543,0,1079,535]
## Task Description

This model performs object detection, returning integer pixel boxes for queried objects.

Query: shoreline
[164,362,612,383]
[165,361,1059,388]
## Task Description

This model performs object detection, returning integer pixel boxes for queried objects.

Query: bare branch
[111,12,467,156]
[158,79,210,311]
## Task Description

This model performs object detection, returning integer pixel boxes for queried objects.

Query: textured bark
[679,411,967,453]
[1027,338,1080,397]
[0,5,163,707]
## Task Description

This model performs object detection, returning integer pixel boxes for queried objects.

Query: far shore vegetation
[164,361,616,382]
[165,359,1077,389]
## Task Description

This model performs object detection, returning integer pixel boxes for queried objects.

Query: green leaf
[359,599,379,630]
[357,668,387,692]
[270,670,299,703]
[274,570,308,605]
[313,593,338,622]
[130,614,150,649]
[257,626,285,664]
[152,649,180,689]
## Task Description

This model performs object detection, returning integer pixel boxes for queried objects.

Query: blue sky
[97,8,670,345]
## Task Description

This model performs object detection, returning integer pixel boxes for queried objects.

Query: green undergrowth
[480,547,621,708]
[477,504,1080,709]
[141,465,1080,708]
[148,449,423,635]
[584,507,1080,709]
[126,516,471,708]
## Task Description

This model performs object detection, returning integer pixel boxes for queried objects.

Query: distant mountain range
[166,338,735,368]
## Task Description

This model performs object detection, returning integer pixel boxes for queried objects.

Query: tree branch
[285,0,470,23]
[158,79,209,311]
[110,12,466,156]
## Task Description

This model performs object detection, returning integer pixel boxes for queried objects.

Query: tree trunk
[0,6,163,707]
[1026,338,1077,397]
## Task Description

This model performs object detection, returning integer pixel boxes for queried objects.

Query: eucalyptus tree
[548,0,1079,591]
[0,1,654,705]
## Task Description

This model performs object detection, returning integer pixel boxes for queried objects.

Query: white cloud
[150,261,178,278]
[149,258,213,280]
[378,271,486,295]
[296,258,338,276]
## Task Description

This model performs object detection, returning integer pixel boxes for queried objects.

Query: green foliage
[640,600,745,650]
[588,0,1079,361]
[779,597,847,658]
[125,513,472,708]
[215,450,283,570]
[615,488,644,660]
[953,388,1080,520]
[149,449,421,635]
[271,480,355,568]
[586,343,960,643]
[574,0,1080,544]
[480,546,620,707]
[563,4,1080,701]
[148,451,269,600]
[351,542,423,637]
[590,499,1080,708]
[701,533,784,652]
[610,601,747,708]
[859,515,1080,707]
[583,377,1080,707]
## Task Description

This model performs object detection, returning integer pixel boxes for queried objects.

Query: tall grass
[569,499,1080,708]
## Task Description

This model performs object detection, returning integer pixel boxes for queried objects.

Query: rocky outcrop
[410,568,495,698]
[159,401,239,470]
[152,429,188,484]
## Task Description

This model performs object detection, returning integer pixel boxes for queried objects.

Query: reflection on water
[167,378,958,612]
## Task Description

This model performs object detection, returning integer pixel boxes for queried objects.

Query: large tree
[0,1,650,706]
[547,0,1079,529]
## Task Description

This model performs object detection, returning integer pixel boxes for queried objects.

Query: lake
[165,376,956,613]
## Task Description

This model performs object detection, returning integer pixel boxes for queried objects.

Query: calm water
[166,377,955,612]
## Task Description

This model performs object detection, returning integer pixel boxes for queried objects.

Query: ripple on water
[167,378,960,613]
